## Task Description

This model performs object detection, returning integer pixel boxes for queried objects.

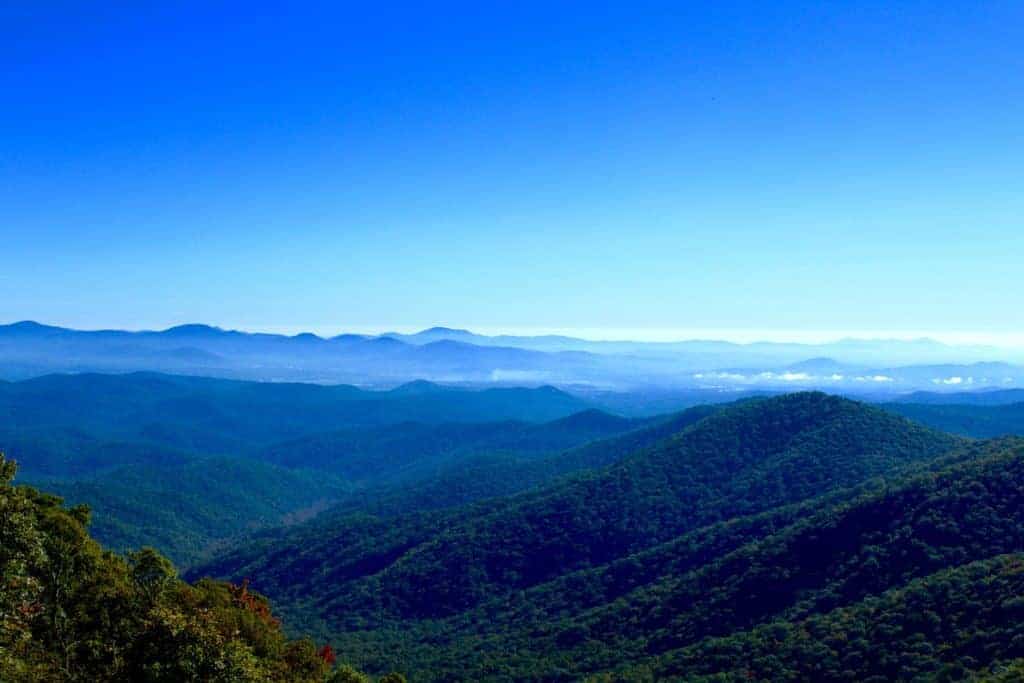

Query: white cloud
[856,375,894,383]
[693,372,748,382]
[716,372,748,381]
[778,372,812,381]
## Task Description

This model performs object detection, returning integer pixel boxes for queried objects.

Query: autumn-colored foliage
[319,644,338,666]
[230,577,281,627]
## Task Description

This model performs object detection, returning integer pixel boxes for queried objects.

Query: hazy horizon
[7,318,1024,351]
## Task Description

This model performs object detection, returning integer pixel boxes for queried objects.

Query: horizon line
[6,319,1024,350]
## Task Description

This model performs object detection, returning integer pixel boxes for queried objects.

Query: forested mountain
[0,373,591,456]
[41,460,349,566]
[609,437,1024,682]
[296,404,721,520]
[637,552,1024,682]
[254,409,645,482]
[0,425,195,479]
[0,453,387,682]
[191,394,969,678]
[12,378,1024,681]
[1,372,615,568]
[884,400,1024,438]
[330,438,1024,680]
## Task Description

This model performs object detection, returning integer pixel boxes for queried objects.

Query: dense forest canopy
[0,452,407,682]
[5,381,1024,681]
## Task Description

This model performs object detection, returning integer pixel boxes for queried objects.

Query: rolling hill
[254,408,644,483]
[0,372,592,456]
[38,459,350,567]
[191,393,964,679]
[202,428,1024,681]
[11,380,1024,681]
[0,372,605,568]
[883,400,1024,438]
[610,437,1024,682]
[300,404,722,520]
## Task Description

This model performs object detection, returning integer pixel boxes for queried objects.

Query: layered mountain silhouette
[3,321,1021,392]
[1,372,600,565]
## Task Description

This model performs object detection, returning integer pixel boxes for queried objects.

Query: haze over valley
[4,321,1023,398]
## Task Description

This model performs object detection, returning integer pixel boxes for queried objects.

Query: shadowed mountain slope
[193,393,961,635]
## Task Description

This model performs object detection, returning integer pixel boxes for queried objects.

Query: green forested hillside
[216,433,1024,682]
[884,400,1024,438]
[635,552,1024,682]
[40,459,349,567]
[306,405,719,519]
[191,393,966,679]
[0,373,620,569]
[597,437,1024,681]
[0,452,389,683]
[255,409,644,484]
[0,426,195,479]
[0,372,591,456]
[16,382,1024,682]
[198,393,957,620]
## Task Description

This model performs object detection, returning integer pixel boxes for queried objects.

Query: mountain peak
[0,320,65,335]
[786,357,846,372]
[414,326,475,337]
[160,323,225,336]
[389,379,447,395]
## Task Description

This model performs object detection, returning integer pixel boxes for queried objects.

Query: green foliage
[316,405,715,520]
[196,393,960,628]
[328,665,372,683]
[257,409,643,482]
[0,451,363,682]
[320,436,1024,681]
[642,553,1024,681]
[43,458,349,567]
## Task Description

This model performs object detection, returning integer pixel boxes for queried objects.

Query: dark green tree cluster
[638,553,1024,681]
[0,451,403,682]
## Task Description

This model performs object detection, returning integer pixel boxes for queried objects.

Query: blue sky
[2,2,1022,343]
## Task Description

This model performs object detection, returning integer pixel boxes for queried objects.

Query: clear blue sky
[2,2,1022,343]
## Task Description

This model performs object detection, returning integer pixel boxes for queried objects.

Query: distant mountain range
[2,320,1022,394]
